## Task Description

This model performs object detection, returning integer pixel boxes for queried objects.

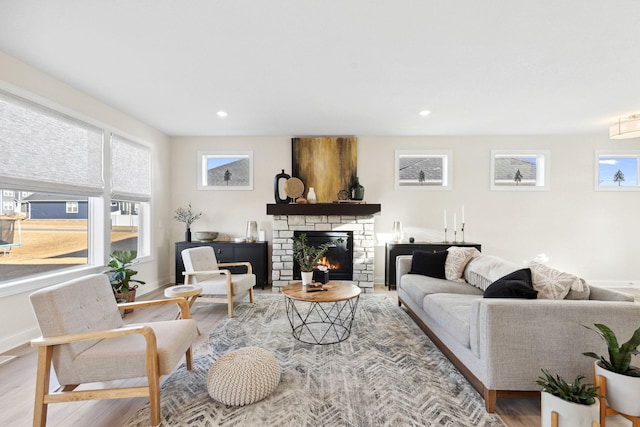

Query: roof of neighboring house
[398,157,443,181]
[22,193,88,202]
[494,158,536,181]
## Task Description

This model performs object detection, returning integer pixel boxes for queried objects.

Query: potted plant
[291,233,342,286]
[174,203,202,242]
[106,250,145,313]
[583,323,640,417]
[536,369,600,427]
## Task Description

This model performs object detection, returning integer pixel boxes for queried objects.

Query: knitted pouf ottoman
[207,346,281,406]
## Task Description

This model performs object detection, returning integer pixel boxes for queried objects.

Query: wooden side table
[165,284,202,334]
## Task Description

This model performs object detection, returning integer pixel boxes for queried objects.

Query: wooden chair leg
[249,287,254,303]
[185,347,193,371]
[227,295,234,318]
[33,346,53,427]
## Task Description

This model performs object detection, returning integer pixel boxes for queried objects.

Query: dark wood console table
[175,241,268,288]
[385,242,481,289]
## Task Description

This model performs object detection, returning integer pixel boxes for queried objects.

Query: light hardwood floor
[1,284,635,427]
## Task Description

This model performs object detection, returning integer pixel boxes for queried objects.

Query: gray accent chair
[29,274,198,427]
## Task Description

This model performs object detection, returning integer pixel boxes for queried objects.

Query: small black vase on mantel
[274,169,293,204]
[185,228,192,242]
[351,177,365,201]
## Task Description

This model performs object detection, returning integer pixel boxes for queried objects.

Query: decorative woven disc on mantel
[284,177,304,199]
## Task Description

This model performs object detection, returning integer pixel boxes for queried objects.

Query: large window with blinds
[0,89,152,285]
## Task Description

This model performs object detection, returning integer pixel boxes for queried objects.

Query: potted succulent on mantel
[106,250,146,314]
[537,369,600,427]
[583,323,640,417]
[174,203,202,242]
[292,233,342,287]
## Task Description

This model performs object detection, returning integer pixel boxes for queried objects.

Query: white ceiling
[0,0,639,137]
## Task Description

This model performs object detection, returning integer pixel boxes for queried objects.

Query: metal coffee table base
[284,295,360,345]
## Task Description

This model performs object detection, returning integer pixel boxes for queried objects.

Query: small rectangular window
[491,150,549,191]
[395,150,453,190]
[3,190,14,197]
[596,151,640,191]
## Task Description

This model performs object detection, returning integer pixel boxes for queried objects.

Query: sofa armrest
[396,255,413,285]
[471,298,640,390]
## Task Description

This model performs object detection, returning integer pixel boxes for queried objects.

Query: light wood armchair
[180,246,255,317]
[29,274,198,427]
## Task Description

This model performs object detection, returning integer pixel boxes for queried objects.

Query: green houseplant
[106,250,145,312]
[291,233,342,286]
[536,369,600,427]
[582,323,640,417]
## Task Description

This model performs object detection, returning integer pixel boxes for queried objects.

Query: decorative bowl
[194,231,219,242]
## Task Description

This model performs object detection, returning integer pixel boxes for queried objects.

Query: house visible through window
[491,150,549,191]
[65,201,79,214]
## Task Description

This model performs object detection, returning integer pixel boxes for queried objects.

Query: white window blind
[0,90,104,195]
[111,134,151,201]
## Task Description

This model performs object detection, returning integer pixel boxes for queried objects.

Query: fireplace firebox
[293,231,353,281]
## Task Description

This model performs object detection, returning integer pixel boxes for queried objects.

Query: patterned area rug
[124,294,505,426]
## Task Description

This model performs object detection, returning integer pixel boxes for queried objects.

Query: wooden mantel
[266,203,381,216]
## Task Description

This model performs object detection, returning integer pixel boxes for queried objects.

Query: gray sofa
[396,252,640,412]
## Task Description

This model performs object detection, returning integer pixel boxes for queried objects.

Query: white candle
[454,213,457,232]
[461,205,465,223]
[444,210,447,229]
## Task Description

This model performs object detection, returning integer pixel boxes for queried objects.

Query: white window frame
[65,201,79,214]
[595,150,640,191]
[395,150,453,191]
[490,150,550,191]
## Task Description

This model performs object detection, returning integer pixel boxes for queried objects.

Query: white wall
[171,135,640,287]
[0,52,172,353]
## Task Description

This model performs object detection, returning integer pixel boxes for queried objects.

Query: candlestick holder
[443,227,448,243]
[453,230,457,243]
[461,222,465,243]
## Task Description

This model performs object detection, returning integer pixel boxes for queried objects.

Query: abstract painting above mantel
[197,151,253,190]
[291,137,357,202]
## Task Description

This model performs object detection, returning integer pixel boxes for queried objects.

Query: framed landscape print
[490,150,549,191]
[395,150,452,190]
[197,151,253,190]
[595,151,640,191]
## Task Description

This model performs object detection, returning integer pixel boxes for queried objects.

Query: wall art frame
[490,150,550,191]
[291,136,357,202]
[595,150,640,191]
[197,150,253,191]
[394,150,453,190]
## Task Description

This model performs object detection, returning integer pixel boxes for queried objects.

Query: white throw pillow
[527,261,583,299]
[445,247,481,282]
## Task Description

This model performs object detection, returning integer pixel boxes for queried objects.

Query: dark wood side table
[175,241,268,289]
[385,242,481,289]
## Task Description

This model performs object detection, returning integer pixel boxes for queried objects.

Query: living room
[1,2,640,426]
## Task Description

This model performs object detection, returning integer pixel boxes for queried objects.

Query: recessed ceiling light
[216,111,228,118]
[419,110,431,117]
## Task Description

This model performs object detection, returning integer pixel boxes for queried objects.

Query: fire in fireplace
[293,231,353,281]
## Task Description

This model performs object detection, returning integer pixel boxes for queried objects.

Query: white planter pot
[595,361,640,417]
[541,392,599,427]
[301,271,314,286]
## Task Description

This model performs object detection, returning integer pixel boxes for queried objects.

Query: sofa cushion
[445,246,481,282]
[528,261,582,300]
[409,250,447,279]
[484,268,538,299]
[463,255,522,291]
[564,279,590,300]
[423,293,479,349]
[399,274,482,307]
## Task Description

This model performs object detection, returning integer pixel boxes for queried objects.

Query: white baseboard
[0,326,40,355]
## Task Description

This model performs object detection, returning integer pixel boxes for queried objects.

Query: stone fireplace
[268,203,381,293]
